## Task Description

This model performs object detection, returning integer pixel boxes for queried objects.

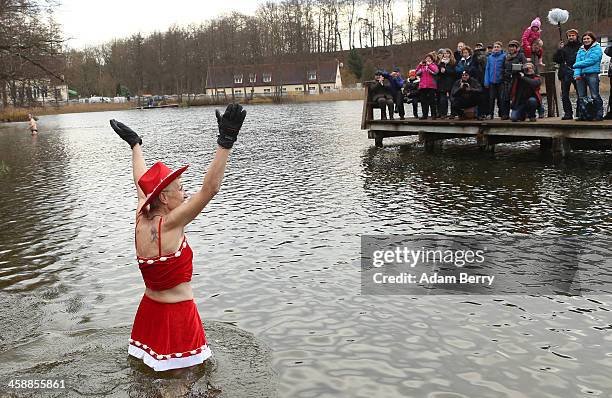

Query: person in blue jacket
[484,41,506,119]
[573,31,604,121]
[383,67,405,119]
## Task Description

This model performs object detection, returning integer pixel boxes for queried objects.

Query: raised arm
[110,119,146,201]
[131,144,147,200]
[164,103,247,229]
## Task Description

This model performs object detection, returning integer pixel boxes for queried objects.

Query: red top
[135,217,193,291]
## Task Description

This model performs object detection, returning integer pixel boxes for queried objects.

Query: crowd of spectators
[369,17,612,122]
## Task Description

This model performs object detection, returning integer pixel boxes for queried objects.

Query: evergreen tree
[347,49,364,80]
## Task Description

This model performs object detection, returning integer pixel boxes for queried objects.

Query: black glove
[110,119,142,148]
[215,103,247,149]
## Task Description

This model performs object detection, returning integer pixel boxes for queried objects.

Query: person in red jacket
[510,63,542,122]
[522,17,542,61]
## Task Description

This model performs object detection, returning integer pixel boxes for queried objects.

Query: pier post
[374,133,384,148]
[540,137,553,151]
[419,131,438,153]
[480,136,496,153]
[552,137,570,159]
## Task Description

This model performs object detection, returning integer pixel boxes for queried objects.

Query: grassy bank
[1,91,364,122]
[185,89,364,106]
[0,103,133,122]
[2,81,608,122]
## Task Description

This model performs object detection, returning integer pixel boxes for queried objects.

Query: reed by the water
[0,103,133,122]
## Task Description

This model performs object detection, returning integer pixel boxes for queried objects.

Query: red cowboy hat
[138,161,189,211]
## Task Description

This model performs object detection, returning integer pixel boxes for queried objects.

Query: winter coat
[553,40,581,79]
[511,74,542,108]
[436,61,457,92]
[451,77,482,99]
[370,79,394,102]
[573,43,603,78]
[381,72,404,96]
[521,17,542,58]
[606,44,612,76]
[456,56,483,82]
[453,50,463,64]
[402,78,420,98]
[415,63,439,89]
[503,50,528,82]
[484,50,506,86]
[470,48,489,81]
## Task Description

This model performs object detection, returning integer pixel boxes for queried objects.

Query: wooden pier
[361,76,612,157]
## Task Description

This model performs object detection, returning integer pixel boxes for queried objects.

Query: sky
[55,0,267,49]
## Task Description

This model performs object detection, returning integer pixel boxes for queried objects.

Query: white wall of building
[206,81,340,96]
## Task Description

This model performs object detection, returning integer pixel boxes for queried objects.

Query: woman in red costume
[110,103,247,372]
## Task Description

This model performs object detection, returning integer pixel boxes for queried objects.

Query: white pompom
[548,8,569,25]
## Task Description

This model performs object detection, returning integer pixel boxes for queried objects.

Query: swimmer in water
[28,114,38,135]
[110,103,247,372]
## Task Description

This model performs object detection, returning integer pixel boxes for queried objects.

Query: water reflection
[0,102,611,397]
[360,142,612,234]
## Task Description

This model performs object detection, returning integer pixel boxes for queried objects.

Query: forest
[1,0,611,104]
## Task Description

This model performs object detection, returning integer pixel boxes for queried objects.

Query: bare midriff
[145,282,193,303]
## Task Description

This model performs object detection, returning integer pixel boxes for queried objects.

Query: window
[263,88,271,93]
[249,73,256,83]
[308,86,316,91]
[234,74,243,84]
[295,87,302,91]
[235,89,242,93]
[282,87,287,91]
[307,70,317,80]
[263,73,272,83]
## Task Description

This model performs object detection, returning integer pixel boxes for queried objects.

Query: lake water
[0,100,611,397]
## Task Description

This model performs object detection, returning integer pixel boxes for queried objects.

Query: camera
[461,83,470,89]
[511,63,523,72]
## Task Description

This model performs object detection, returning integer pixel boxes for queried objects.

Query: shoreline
[0,90,365,122]
[2,84,609,123]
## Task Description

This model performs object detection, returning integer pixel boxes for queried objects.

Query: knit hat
[566,29,578,37]
[408,69,416,78]
[508,40,520,47]
[392,66,400,72]
[531,17,541,29]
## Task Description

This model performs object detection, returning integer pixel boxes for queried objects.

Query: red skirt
[128,294,212,371]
